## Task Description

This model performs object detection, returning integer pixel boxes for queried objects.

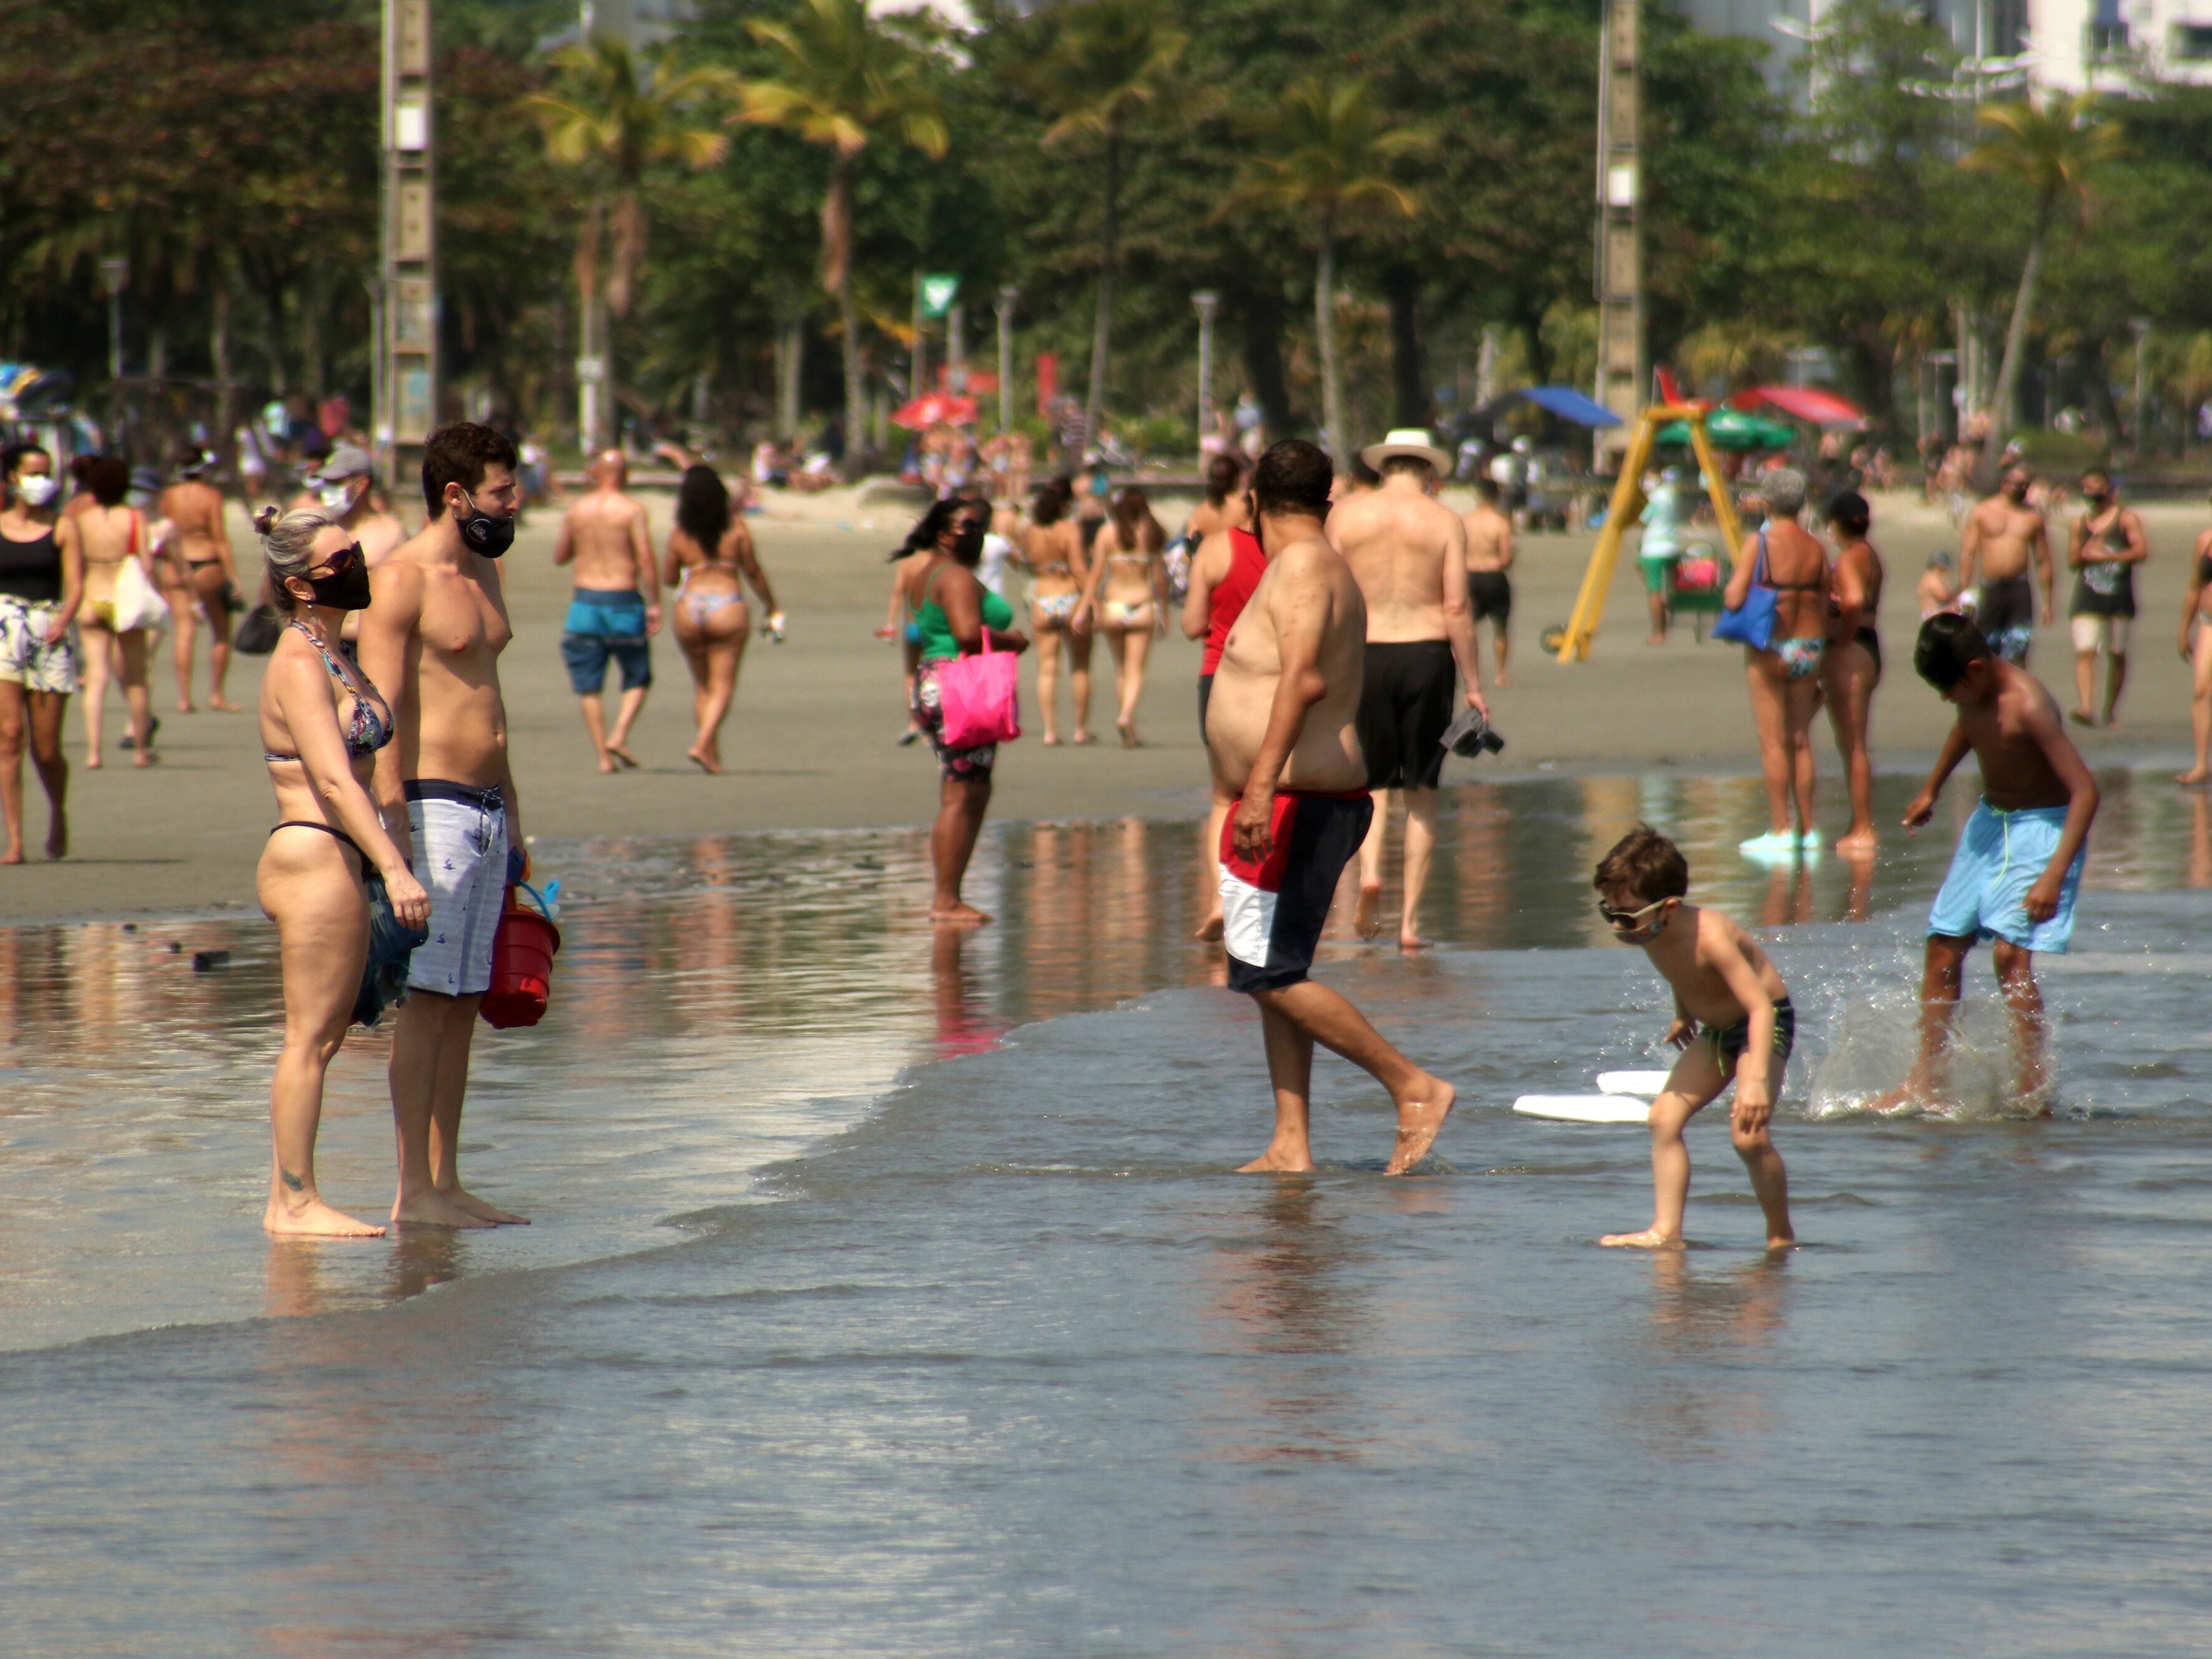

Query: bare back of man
[1462,491,1515,687]
[1204,440,1455,1176]
[158,478,242,711]
[1327,454,1483,948]
[554,451,659,771]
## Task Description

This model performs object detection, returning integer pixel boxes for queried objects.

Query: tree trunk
[1083,130,1120,458]
[2079,331,2126,447]
[579,281,608,452]
[828,158,865,478]
[1384,263,1429,429]
[1240,285,1296,441]
[1982,207,2049,477]
[209,278,231,467]
[1315,232,1344,471]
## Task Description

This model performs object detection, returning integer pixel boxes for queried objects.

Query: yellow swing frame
[1554,405,1747,663]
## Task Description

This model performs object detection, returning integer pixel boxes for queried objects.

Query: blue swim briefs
[1927,800,2085,953]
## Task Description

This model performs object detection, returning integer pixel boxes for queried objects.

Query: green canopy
[1654,408,1798,451]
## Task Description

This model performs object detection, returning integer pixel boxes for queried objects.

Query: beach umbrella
[1654,407,1797,450]
[1738,385,1866,428]
[891,392,980,430]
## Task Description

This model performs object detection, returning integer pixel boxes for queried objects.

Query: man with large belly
[1203,439,1456,1175]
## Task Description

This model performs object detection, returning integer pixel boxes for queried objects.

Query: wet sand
[5,490,2203,922]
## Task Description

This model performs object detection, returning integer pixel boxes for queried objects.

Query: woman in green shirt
[906,497,1028,925]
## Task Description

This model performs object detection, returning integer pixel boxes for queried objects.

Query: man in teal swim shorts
[1879,612,2099,1115]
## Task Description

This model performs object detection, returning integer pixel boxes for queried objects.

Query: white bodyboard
[1595,1070,1671,1098]
[1512,1093,1653,1124]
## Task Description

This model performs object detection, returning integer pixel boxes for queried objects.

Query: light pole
[995,286,1018,435]
[1192,290,1220,463]
[2130,318,2152,462]
[99,255,130,385]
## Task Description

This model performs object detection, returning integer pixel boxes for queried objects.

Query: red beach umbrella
[891,392,980,430]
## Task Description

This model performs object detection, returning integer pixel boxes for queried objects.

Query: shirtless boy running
[1593,825,1794,1252]
[556,449,660,772]
[1959,465,2054,666]
[1462,477,1515,687]
[359,422,528,1229]
[1879,612,2099,1113]
[1205,440,1455,1175]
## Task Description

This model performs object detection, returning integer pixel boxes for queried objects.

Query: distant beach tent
[892,392,980,430]
[1515,386,1622,427]
[1735,384,1868,428]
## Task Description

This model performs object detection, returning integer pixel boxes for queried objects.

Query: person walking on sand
[1959,464,2054,667]
[1206,439,1456,1174]
[1184,452,1248,546]
[1463,476,1516,685]
[158,453,245,712]
[2175,493,2212,786]
[554,450,659,772]
[2065,467,2147,728]
[1821,490,1885,856]
[1593,825,1794,1252]
[1017,477,1094,745]
[1330,429,1486,949]
[252,506,430,1237]
[358,422,529,1230]
[0,443,81,863]
[1085,486,1170,747]
[1729,468,1829,857]
[664,460,779,774]
[1876,613,2099,1115]
[72,456,159,768]
[1183,480,1265,942]
[1636,468,1685,644]
[904,497,1028,925]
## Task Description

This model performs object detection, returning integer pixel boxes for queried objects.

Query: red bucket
[480,887,562,1029]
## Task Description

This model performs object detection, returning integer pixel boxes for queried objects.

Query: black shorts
[1469,569,1512,624]
[1357,640,1456,791]
[1198,672,1213,739]
[1706,997,1796,1079]
[1977,576,2036,663]
[1219,790,1374,993]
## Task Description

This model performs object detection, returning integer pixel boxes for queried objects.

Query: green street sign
[919,273,961,318]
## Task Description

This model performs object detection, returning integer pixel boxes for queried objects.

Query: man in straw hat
[1331,429,1487,949]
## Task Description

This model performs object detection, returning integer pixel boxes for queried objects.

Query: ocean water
[4,772,2212,1655]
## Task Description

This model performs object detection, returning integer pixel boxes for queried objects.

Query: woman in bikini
[2175,491,2212,786]
[1085,486,1170,747]
[1821,489,1886,855]
[254,506,429,1237]
[72,455,159,768]
[663,463,779,774]
[1723,468,1830,853]
[1017,477,1094,744]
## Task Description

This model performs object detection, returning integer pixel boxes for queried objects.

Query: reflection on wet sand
[1619,1249,1790,1452]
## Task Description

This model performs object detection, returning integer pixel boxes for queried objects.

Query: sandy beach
[5,487,2202,923]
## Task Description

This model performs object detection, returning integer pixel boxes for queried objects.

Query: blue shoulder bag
[1711,530,1777,650]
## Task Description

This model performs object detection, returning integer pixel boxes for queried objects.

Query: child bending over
[1594,825,1795,1252]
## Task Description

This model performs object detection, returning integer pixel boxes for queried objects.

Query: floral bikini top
[263,619,394,763]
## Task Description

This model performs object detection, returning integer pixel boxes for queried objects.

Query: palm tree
[1218,78,1423,470]
[524,37,730,450]
[1027,0,1187,455]
[737,0,947,472]
[1964,91,2125,473]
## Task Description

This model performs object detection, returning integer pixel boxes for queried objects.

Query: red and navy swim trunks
[1218,789,1373,993]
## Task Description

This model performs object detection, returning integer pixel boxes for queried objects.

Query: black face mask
[305,543,371,611]
[456,488,516,558]
[952,519,988,562]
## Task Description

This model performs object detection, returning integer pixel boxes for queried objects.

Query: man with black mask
[359,421,531,1231]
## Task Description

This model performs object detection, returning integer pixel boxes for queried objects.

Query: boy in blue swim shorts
[1881,613,2099,1114]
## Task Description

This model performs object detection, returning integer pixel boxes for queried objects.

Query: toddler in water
[1593,826,1795,1252]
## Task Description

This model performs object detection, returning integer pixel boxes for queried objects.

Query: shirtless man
[1330,429,1486,949]
[1206,440,1456,1175]
[158,454,244,711]
[2065,467,2147,728]
[1958,464,2054,667]
[1181,472,1260,941]
[359,422,528,1229]
[554,450,659,772]
[1877,612,2099,1114]
[1462,477,1515,686]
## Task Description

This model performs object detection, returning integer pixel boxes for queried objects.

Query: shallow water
[4,772,2212,1655]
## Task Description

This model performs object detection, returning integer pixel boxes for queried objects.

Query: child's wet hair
[1915,612,1990,689]
[1593,824,1689,904]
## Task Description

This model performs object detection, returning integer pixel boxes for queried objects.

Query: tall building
[2037,0,2212,88]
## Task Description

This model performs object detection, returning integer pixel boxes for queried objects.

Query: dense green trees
[9,0,2212,468]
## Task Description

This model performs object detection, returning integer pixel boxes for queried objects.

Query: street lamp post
[995,286,1018,435]
[1192,290,1220,463]
[100,255,130,386]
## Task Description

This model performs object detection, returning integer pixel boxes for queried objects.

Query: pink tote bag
[934,626,1023,748]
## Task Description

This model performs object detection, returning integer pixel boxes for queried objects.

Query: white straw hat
[1360,428,1453,473]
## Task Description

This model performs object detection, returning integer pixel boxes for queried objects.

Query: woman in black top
[0,442,83,862]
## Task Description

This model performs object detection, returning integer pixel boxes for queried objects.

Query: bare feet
[1116,717,1139,748]
[1398,928,1429,951]
[1600,1227,1684,1249]
[1494,673,1511,688]
[391,1188,495,1229]
[266,1196,388,1238]
[1354,882,1385,940]
[1833,827,1878,856]
[440,1184,530,1225]
[597,754,619,774]
[209,698,244,713]
[1238,1146,1316,1172]
[686,746,721,775]
[607,743,640,769]
[84,755,101,770]
[931,901,992,927]
[2067,707,2096,726]
[44,811,65,860]
[177,700,196,714]
[1071,730,1097,745]
[2179,768,2211,787]
[1645,634,1667,646]
[1385,1076,1456,1174]
[1764,1232,1797,1252]
[0,843,21,865]
[1042,733,1062,747]
[1194,911,1224,943]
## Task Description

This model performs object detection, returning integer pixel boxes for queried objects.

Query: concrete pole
[1593,0,1641,472]
[995,287,1018,435]
[1192,290,1220,463]
[381,0,436,493]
